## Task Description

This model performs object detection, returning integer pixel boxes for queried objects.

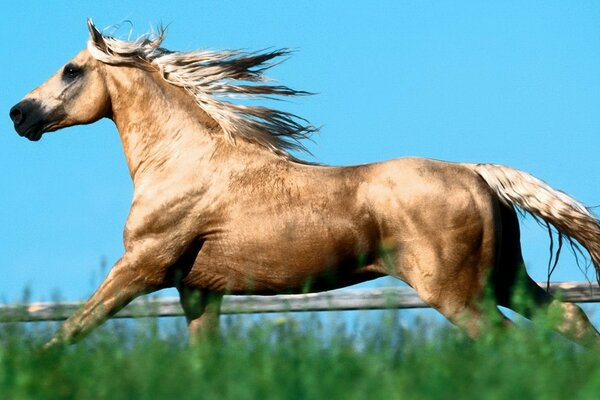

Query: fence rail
[1,282,598,323]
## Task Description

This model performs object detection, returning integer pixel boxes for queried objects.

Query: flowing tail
[465,163,600,281]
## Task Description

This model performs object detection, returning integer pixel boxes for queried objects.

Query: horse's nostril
[9,106,24,125]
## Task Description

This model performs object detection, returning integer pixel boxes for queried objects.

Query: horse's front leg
[178,287,223,344]
[44,250,167,348]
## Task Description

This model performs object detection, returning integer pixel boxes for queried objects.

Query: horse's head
[9,22,111,141]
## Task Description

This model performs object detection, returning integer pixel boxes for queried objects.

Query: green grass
[1,312,600,400]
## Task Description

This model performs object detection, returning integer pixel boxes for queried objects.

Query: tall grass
[1,310,600,400]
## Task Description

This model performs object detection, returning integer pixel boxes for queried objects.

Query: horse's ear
[87,19,107,52]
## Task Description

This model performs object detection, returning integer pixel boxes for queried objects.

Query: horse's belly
[184,219,382,293]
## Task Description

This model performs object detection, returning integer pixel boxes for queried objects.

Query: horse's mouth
[15,123,44,141]
[25,130,43,142]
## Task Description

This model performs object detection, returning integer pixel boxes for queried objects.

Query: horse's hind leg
[418,280,512,338]
[494,204,600,345]
[382,202,510,337]
[495,260,600,344]
[178,287,223,344]
[427,293,512,338]
[389,249,511,338]
[501,274,600,344]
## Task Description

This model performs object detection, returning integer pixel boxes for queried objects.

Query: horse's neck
[106,67,220,180]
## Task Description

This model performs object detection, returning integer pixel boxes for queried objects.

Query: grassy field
[1,310,600,400]
[3,253,595,399]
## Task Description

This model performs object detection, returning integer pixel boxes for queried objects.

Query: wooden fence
[0,282,599,323]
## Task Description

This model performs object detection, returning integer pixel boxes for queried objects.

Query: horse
[9,20,600,347]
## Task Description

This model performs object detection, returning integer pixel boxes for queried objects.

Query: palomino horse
[10,20,600,346]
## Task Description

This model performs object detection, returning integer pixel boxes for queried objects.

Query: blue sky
[1,1,600,306]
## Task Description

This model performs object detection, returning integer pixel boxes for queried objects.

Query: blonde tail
[466,163,600,280]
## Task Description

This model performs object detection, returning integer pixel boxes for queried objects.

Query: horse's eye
[62,64,82,80]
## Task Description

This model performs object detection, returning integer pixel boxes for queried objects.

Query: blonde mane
[86,20,317,158]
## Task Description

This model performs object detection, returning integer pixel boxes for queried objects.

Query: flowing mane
[86,20,317,158]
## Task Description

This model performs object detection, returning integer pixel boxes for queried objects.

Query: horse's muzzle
[9,99,46,141]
